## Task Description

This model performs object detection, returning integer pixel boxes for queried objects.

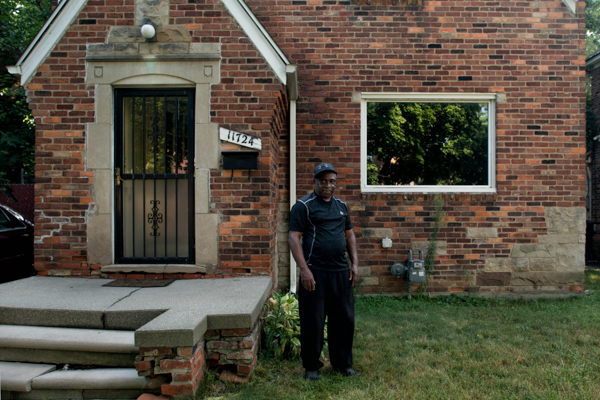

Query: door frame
[113,88,195,264]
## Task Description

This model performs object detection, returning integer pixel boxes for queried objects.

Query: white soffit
[220,0,290,84]
[8,0,88,86]
[562,0,576,14]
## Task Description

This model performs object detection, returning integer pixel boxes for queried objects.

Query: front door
[115,89,195,264]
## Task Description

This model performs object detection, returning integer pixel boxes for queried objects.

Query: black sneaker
[337,368,361,377]
[304,370,320,380]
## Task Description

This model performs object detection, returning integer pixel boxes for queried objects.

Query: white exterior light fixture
[141,18,157,42]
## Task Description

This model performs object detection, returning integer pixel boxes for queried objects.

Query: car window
[0,208,25,230]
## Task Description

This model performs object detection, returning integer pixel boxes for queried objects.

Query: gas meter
[391,250,426,300]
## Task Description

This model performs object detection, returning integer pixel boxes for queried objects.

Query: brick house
[8,0,587,296]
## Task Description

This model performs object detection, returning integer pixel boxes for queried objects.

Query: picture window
[360,93,496,193]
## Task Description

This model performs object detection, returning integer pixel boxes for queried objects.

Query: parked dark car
[0,203,35,283]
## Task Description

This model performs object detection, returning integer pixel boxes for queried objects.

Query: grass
[198,270,600,399]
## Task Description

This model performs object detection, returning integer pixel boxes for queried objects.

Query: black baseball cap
[314,162,337,178]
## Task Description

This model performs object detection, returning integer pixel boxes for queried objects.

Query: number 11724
[219,128,262,150]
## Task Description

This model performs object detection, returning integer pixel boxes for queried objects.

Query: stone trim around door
[85,44,221,274]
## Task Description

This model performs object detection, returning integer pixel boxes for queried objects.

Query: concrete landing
[0,276,272,348]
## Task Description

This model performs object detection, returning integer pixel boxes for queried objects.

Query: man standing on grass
[288,162,361,381]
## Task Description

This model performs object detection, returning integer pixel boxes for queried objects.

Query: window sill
[360,192,497,202]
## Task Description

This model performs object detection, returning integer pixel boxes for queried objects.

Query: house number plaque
[219,127,262,150]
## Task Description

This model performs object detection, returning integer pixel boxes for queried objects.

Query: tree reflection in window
[366,102,489,187]
[123,95,189,176]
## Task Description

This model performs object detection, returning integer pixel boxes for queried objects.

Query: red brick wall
[260,0,587,294]
[26,0,287,278]
[204,17,288,280]
[24,0,586,294]
[28,7,105,275]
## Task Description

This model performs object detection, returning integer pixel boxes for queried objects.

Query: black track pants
[298,268,355,371]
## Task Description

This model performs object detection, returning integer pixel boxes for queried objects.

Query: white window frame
[360,92,497,194]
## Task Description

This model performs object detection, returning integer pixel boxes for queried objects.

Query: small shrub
[262,291,301,359]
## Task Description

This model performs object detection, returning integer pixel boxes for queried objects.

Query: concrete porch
[0,275,272,399]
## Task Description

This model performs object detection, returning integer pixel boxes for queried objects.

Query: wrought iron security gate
[115,89,195,264]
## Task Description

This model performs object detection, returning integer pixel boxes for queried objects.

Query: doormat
[103,279,175,288]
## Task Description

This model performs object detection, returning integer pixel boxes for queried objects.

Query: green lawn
[199,270,600,399]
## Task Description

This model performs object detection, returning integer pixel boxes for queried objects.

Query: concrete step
[32,367,166,390]
[0,361,56,392]
[0,325,137,367]
[1,362,166,399]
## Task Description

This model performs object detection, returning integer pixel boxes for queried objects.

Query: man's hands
[345,229,359,287]
[300,266,316,291]
[291,229,360,290]
[349,263,359,287]
[290,230,316,291]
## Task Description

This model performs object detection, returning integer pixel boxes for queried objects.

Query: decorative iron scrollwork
[147,128,163,155]
[148,200,163,237]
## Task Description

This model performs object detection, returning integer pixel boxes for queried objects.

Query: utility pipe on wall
[285,65,299,294]
[289,99,297,294]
